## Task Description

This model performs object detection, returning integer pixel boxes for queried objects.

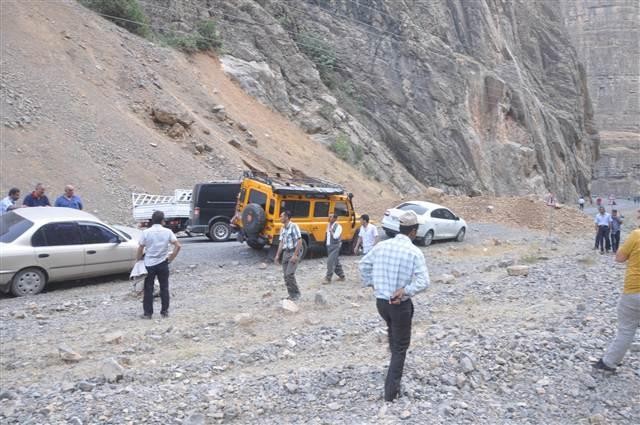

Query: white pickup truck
[131,190,192,233]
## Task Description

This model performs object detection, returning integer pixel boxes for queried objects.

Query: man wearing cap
[324,213,345,284]
[359,210,430,401]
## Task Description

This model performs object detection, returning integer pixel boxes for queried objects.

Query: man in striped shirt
[359,210,430,401]
[275,210,303,300]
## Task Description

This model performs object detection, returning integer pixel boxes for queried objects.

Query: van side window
[248,190,267,210]
[269,199,275,215]
[314,202,329,217]
[334,201,349,217]
[281,200,310,217]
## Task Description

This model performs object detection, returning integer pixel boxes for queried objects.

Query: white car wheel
[456,227,466,242]
[11,268,47,296]
[420,230,434,246]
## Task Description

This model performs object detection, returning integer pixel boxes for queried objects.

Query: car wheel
[11,268,47,296]
[247,240,265,250]
[455,227,466,242]
[420,230,434,247]
[209,221,231,242]
[299,238,308,260]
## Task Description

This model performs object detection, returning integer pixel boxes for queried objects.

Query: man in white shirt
[594,206,612,254]
[324,213,345,284]
[353,214,378,255]
[137,211,181,319]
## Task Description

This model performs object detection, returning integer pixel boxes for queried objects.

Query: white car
[381,201,467,246]
[0,207,140,296]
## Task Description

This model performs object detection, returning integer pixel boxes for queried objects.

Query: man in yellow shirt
[593,208,640,371]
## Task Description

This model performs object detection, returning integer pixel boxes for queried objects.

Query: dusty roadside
[1,220,638,424]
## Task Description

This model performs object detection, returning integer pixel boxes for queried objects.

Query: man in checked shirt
[359,210,430,402]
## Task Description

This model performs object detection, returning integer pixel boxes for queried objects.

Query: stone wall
[560,0,640,196]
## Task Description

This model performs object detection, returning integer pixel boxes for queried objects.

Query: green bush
[195,20,222,51]
[159,20,221,54]
[80,0,149,37]
[297,32,336,87]
[331,134,351,162]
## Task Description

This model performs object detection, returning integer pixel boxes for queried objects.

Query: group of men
[271,205,639,401]
[273,212,380,301]
[273,209,428,401]
[0,183,83,215]
[594,206,624,254]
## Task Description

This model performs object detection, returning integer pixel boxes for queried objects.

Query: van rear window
[248,190,267,210]
[0,213,34,243]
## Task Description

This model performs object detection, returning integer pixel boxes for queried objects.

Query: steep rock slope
[0,0,398,223]
[143,0,599,200]
[560,0,640,196]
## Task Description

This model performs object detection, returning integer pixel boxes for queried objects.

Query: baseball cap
[399,211,418,226]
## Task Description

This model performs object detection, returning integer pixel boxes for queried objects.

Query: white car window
[430,209,444,219]
[441,209,456,220]
[79,223,120,244]
[398,203,428,215]
[32,222,83,247]
[0,213,34,243]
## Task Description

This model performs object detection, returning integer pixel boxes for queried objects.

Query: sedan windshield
[397,203,428,216]
[0,213,34,243]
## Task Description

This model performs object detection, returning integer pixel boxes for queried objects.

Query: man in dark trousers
[359,210,430,401]
[137,211,181,319]
[610,209,624,253]
[274,210,303,300]
[594,206,612,254]
[324,213,345,283]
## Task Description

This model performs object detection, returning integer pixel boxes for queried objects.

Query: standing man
[137,211,181,319]
[274,210,302,301]
[578,195,585,211]
[593,208,640,372]
[353,214,379,255]
[22,183,50,207]
[0,188,21,215]
[610,209,624,253]
[359,211,430,402]
[54,185,83,209]
[324,213,345,284]
[594,206,612,254]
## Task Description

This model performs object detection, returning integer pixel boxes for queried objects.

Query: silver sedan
[0,207,140,296]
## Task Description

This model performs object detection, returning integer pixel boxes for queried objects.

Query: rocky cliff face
[560,0,640,196]
[143,0,599,200]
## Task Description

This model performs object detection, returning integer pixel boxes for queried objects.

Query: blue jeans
[143,260,170,316]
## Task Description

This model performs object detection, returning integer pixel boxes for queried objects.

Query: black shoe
[592,359,616,372]
[142,314,152,320]
[161,311,169,318]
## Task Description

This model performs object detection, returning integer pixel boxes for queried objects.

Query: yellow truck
[234,172,359,258]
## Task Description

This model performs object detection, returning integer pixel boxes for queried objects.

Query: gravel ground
[1,222,639,424]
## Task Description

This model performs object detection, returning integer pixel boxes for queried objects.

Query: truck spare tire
[241,203,266,236]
